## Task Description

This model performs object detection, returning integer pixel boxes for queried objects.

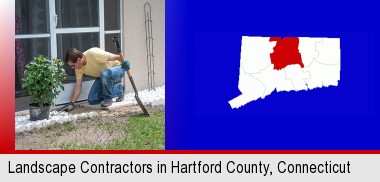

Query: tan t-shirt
[75,47,120,80]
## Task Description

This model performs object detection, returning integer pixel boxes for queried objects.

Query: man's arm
[59,78,82,111]
[71,78,82,102]
[107,53,123,62]
[108,52,130,71]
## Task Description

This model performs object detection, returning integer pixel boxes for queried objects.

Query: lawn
[15,106,165,150]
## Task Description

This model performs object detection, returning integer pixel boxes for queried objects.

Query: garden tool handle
[113,37,138,94]
[112,36,149,116]
[113,36,132,78]
[119,52,137,94]
[118,52,132,77]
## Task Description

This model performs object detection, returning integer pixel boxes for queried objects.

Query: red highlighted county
[270,37,304,70]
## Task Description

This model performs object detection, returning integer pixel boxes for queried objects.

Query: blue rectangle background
[166,0,379,149]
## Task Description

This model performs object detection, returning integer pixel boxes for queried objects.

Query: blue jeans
[87,66,125,105]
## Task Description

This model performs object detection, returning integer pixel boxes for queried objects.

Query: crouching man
[59,47,130,111]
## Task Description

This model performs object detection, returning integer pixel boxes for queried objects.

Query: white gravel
[122,85,165,106]
[15,85,165,133]
[15,111,98,133]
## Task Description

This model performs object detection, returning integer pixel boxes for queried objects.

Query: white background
[1,154,379,181]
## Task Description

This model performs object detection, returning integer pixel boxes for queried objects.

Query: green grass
[104,112,165,150]
[120,112,164,149]
[55,111,165,150]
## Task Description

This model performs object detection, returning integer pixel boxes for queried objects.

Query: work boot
[101,99,113,107]
[116,85,125,102]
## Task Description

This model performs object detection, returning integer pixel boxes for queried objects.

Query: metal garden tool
[113,36,150,116]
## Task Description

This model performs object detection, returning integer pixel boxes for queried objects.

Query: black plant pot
[29,103,50,121]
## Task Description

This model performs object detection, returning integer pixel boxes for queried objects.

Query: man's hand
[59,102,74,111]
[121,60,130,71]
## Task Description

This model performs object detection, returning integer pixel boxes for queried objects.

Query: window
[55,0,99,28]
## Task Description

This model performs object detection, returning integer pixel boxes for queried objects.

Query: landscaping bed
[15,105,165,150]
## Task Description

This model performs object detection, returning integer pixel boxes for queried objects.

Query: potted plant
[22,55,66,121]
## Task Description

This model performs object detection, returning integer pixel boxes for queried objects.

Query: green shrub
[22,55,66,108]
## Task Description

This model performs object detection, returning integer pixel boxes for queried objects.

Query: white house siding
[122,0,165,92]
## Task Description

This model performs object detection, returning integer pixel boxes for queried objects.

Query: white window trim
[99,0,105,50]
[49,0,57,58]
[55,27,100,34]
[105,30,121,34]
[15,34,50,39]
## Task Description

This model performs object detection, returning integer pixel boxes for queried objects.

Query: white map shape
[229,36,341,109]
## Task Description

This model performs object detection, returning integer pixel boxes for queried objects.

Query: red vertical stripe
[0,1,15,152]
